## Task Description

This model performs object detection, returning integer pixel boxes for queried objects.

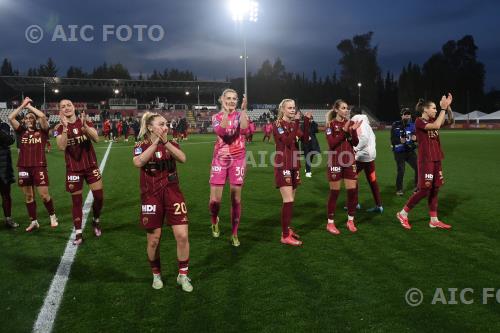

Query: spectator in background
[391,109,418,196]
[301,115,320,178]
[103,118,111,142]
[263,119,273,143]
[117,119,123,141]
[0,116,17,228]
[111,119,118,142]
[123,118,130,142]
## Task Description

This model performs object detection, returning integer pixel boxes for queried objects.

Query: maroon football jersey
[56,119,98,172]
[16,127,48,167]
[415,117,444,162]
[325,120,359,167]
[273,118,309,170]
[134,140,180,196]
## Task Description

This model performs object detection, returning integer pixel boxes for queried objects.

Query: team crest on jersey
[213,120,220,127]
[73,128,79,134]
[278,127,284,134]
[155,151,162,159]
[326,128,332,135]
[134,147,143,155]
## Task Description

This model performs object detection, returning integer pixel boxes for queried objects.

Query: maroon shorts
[140,184,189,229]
[275,168,301,189]
[418,161,444,189]
[18,167,50,187]
[66,167,102,193]
[326,164,358,182]
[356,161,377,182]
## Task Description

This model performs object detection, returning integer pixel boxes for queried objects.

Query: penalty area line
[32,141,113,333]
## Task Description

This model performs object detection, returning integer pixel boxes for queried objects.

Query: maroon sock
[281,202,293,237]
[178,258,189,275]
[92,189,104,219]
[209,200,220,225]
[71,194,83,230]
[149,258,161,275]
[43,198,55,215]
[368,179,382,207]
[428,187,439,217]
[347,189,358,217]
[230,198,241,236]
[327,189,340,220]
[405,188,430,211]
[26,200,37,221]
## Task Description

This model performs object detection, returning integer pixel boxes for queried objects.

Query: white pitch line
[33,141,113,333]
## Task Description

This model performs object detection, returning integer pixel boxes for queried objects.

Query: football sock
[178,259,189,275]
[209,201,220,225]
[327,189,340,220]
[26,200,37,221]
[71,193,83,230]
[43,198,55,215]
[281,202,293,237]
[347,189,358,217]
[149,258,161,275]
[92,189,104,219]
[230,198,241,236]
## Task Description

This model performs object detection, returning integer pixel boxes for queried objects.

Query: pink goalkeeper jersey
[212,111,246,160]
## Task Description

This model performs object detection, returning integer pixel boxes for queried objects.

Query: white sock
[348,215,354,221]
[430,216,439,222]
[399,209,408,217]
[75,229,83,235]
[327,219,334,224]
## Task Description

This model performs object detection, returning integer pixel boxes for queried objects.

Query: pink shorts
[209,157,246,186]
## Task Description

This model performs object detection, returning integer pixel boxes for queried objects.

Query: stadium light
[230,0,259,22]
[114,89,120,95]
[230,0,259,104]
[53,88,59,94]
[185,91,190,96]
[357,82,362,109]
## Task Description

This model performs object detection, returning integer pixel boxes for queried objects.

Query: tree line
[1,32,498,120]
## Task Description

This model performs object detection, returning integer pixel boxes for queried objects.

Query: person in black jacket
[301,115,321,178]
[391,109,418,196]
[0,119,17,228]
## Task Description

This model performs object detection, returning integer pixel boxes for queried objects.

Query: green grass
[1,130,500,333]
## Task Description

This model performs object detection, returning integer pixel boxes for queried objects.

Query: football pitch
[1,130,500,333]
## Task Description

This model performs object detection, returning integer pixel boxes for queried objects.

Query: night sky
[1,0,499,89]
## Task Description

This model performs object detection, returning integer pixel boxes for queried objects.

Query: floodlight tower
[230,0,259,102]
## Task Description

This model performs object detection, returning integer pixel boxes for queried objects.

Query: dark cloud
[0,0,498,88]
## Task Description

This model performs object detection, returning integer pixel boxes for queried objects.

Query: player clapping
[273,99,312,246]
[325,100,362,234]
[396,94,454,230]
[56,100,104,245]
[133,112,192,292]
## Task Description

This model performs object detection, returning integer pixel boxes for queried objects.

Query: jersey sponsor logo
[134,147,143,155]
[73,128,79,135]
[330,166,341,173]
[19,171,29,177]
[326,128,332,135]
[142,204,156,214]
[213,120,220,127]
[425,173,434,180]
[282,169,291,176]
[212,166,222,172]
[67,175,80,182]
[278,127,284,134]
